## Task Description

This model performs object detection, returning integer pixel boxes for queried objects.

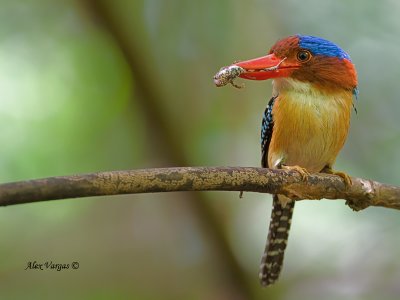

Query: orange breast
[267,87,353,172]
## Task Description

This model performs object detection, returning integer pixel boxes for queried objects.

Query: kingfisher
[232,35,358,286]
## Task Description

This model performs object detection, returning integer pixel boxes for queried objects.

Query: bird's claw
[282,165,310,180]
[322,167,352,186]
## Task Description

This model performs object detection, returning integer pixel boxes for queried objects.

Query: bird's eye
[297,50,312,62]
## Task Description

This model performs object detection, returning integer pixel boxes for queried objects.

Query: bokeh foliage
[0,0,400,299]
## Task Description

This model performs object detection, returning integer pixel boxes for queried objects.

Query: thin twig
[1,167,398,211]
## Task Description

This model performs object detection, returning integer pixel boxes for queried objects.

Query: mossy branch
[0,167,398,210]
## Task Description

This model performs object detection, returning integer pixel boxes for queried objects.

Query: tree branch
[1,167,398,210]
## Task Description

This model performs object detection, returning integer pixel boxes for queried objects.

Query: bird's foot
[281,165,310,180]
[321,166,352,186]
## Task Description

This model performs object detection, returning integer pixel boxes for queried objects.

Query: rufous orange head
[235,35,358,93]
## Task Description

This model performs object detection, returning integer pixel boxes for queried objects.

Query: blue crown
[297,35,351,61]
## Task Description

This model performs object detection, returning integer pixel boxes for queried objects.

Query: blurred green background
[0,0,399,299]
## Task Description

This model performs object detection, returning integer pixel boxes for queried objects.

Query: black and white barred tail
[259,194,295,286]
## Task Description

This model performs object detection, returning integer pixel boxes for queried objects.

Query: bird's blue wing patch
[352,86,359,114]
[261,96,277,168]
[353,86,359,100]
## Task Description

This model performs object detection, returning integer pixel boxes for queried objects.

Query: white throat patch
[273,78,319,96]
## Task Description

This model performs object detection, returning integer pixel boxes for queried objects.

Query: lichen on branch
[0,167,398,210]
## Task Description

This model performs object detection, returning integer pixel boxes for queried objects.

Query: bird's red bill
[235,53,299,80]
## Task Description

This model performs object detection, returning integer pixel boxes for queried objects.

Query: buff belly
[267,87,353,173]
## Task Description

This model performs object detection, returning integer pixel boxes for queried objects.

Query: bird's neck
[273,78,350,97]
[272,78,354,106]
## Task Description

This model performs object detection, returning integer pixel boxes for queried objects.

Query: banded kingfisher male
[218,35,358,286]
